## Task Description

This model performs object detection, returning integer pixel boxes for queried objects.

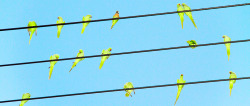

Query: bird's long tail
[226,45,230,61]
[111,24,114,29]
[99,61,104,69]
[81,26,86,34]
[229,83,233,96]
[189,16,198,30]
[180,16,184,29]
[174,89,182,106]
[29,31,34,44]
[49,66,54,80]
[57,30,61,38]
[69,62,76,72]
[19,103,24,106]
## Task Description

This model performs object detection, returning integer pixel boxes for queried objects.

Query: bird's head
[116,11,119,14]
[79,49,83,53]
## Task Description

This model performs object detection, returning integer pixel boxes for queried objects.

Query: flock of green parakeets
[19,3,238,106]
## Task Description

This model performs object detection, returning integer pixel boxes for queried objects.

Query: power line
[0,39,249,67]
[0,77,249,104]
[0,3,249,32]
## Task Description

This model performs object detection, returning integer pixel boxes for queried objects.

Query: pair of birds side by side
[177,3,198,30]
[174,72,237,106]
[27,11,120,44]
[48,48,112,80]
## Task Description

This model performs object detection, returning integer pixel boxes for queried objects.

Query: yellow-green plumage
[27,21,37,44]
[229,71,237,96]
[49,54,59,80]
[111,11,119,29]
[223,35,231,61]
[19,93,31,106]
[182,3,198,30]
[177,4,184,29]
[123,82,135,97]
[174,74,186,106]
[69,49,85,72]
[187,40,198,49]
[99,48,112,70]
[81,15,92,34]
[56,17,65,38]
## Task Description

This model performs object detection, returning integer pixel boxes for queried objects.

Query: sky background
[0,0,249,106]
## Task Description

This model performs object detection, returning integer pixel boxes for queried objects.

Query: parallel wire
[0,39,249,67]
[0,3,249,31]
[0,77,249,103]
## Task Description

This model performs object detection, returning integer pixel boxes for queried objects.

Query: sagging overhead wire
[1,39,250,67]
[0,77,249,104]
[0,3,249,31]
[0,39,249,67]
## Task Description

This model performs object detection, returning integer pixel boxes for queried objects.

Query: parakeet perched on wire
[182,3,198,30]
[229,71,237,96]
[99,48,112,70]
[174,74,186,106]
[111,11,119,29]
[222,35,231,61]
[19,93,31,106]
[69,49,85,72]
[56,16,65,38]
[48,54,60,80]
[27,21,37,44]
[81,15,92,34]
[187,40,197,49]
[123,82,135,97]
[177,3,184,29]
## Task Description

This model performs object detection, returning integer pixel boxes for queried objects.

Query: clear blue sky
[0,0,249,106]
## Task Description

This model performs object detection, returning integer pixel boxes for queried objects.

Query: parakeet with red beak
[229,71,237,96]
[123,82,135,97]
[174,74,186,106]
[99,48,112,69]
[81,15,92,34]
[56,16,65,38]
[69,49,85,72]
[182,3,198,30]
[48,54,60,80]
[222,35,231,61]
[27,21,37,44]
[19,93,31,106]
[177,3,184,29]
[111,11,119,29]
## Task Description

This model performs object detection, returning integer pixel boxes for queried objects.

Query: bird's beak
[57,17,59,19]
[181,74,183,76]
[90,16,92,18]
[222,36,225,38]
[229,72,231,74]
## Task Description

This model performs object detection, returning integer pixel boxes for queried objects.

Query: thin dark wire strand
[0,77,249,103]
[0,39,249,67]
[0,3,249,31]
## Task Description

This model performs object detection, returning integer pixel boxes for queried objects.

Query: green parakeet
[48,54,60,80]
[187,40,197,49]
[111,11,119,29]
[174,74,186,106]
[56,16,65,38]
[69,49,85,72]
[177,3,184,29]
[19,93,31,106]
[123,82,135,97]
[99,48,112,70]
[81,15,92,34]
[222,35,231,61]
[27,21,37,44]
[229,71,237,96]
[182,3,198,30]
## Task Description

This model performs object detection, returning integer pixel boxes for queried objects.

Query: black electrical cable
[0,77,248,103]
[0,39,249,67]
[0,3,249,31]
